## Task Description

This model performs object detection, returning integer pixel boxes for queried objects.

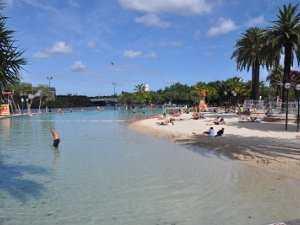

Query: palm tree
[231,27,266,100]
[134,84,145,94]
[0,3,26,93]
[36,85,55,113]
[266,3,300,103]
[266,65,284,97]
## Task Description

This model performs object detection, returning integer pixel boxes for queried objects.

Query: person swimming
[50,127,60,148]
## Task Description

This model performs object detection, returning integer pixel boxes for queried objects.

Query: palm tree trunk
[282,45,292,105]
[38,96,42,113]
[251,62,260,100]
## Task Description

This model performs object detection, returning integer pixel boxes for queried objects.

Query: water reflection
[52,147,61,165]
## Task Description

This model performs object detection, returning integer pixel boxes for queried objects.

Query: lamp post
[284,82,291,130]
[26,98,29,115]
[231,91,236,108]
[296,84,300,132]
[47,77,53,112]
[112,82,117,110]
[21,97,24,115]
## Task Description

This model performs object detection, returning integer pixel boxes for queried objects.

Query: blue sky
[4,0,299,96]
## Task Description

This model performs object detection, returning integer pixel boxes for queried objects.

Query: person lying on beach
[50,127,60,148]
[192,127,216,137]
[206,117,226,125]
[239,116,260,123]
[172,112,182,117]
[156,118,175,125]
[214,117,226,125]
[192,127,224,137]
[191,112,204,120]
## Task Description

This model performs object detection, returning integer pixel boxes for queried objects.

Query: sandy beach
[130,112,300,180]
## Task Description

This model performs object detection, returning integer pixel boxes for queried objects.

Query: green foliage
[231,27,266,100]
[0,3,26,93]
[266,3,300,102]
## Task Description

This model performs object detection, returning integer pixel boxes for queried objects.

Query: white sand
[130,113,300,180]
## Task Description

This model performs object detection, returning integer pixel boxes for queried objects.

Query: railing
[243,100,299,114]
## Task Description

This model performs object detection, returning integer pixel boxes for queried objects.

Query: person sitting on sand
[217,128,224,136]
[50,127,60,148]
[219,118,226,125]
[239,116,260,123]
[213,116,220,125]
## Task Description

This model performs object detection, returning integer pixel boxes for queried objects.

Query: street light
[21,98,24,115]
[112,82,117,110]
[47,77,53,112]
[26,98,29,114]
[284,82,291,130]
[231,91,237,107]
[296,84,300,132]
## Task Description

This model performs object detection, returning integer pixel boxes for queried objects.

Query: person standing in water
[50,127,60,147]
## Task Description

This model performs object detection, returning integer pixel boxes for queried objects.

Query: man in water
[50,127,60,148]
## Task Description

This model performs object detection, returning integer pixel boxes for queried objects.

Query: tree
[223,77,248,105]
[134,84,145,94]
[0,3,26,93]
[231,27,266,100]
[35,85,55,113]
[266,3,300,103]
[117,92,135,109]
[266,65,284,97]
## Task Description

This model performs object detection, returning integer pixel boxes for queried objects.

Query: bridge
[90,98,117,103]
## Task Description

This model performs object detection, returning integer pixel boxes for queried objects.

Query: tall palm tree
[231,27,266,100]
[134,84,145,94]
[266,3,300,103]
[0,3,26,93]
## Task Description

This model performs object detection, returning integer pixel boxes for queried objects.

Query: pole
[285,88,289,130]
[21,98,24,115]
[47,77,53,112]
[112,82,117,110]
[297,96,300,132]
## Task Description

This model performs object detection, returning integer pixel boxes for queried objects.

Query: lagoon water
[1,110,300,225]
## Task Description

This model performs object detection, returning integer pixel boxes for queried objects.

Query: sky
[3,0,299,96]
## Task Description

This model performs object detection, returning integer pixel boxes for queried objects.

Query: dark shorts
[53,139,60,147]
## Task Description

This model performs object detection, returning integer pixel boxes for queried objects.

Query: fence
[243,100,300,115]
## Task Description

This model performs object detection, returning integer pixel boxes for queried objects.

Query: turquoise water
[1,110,300,225]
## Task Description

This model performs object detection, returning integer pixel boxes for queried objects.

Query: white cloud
[135,13,170,28]
[33,41,74,59]
[87,40,95,48]
[70,60,86,72]
[119,0,213,16]
[123,50,143,59]
[49,41,73,54]
[246,15,265,27]
[123,50,157,59]
[207,18,238,37]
